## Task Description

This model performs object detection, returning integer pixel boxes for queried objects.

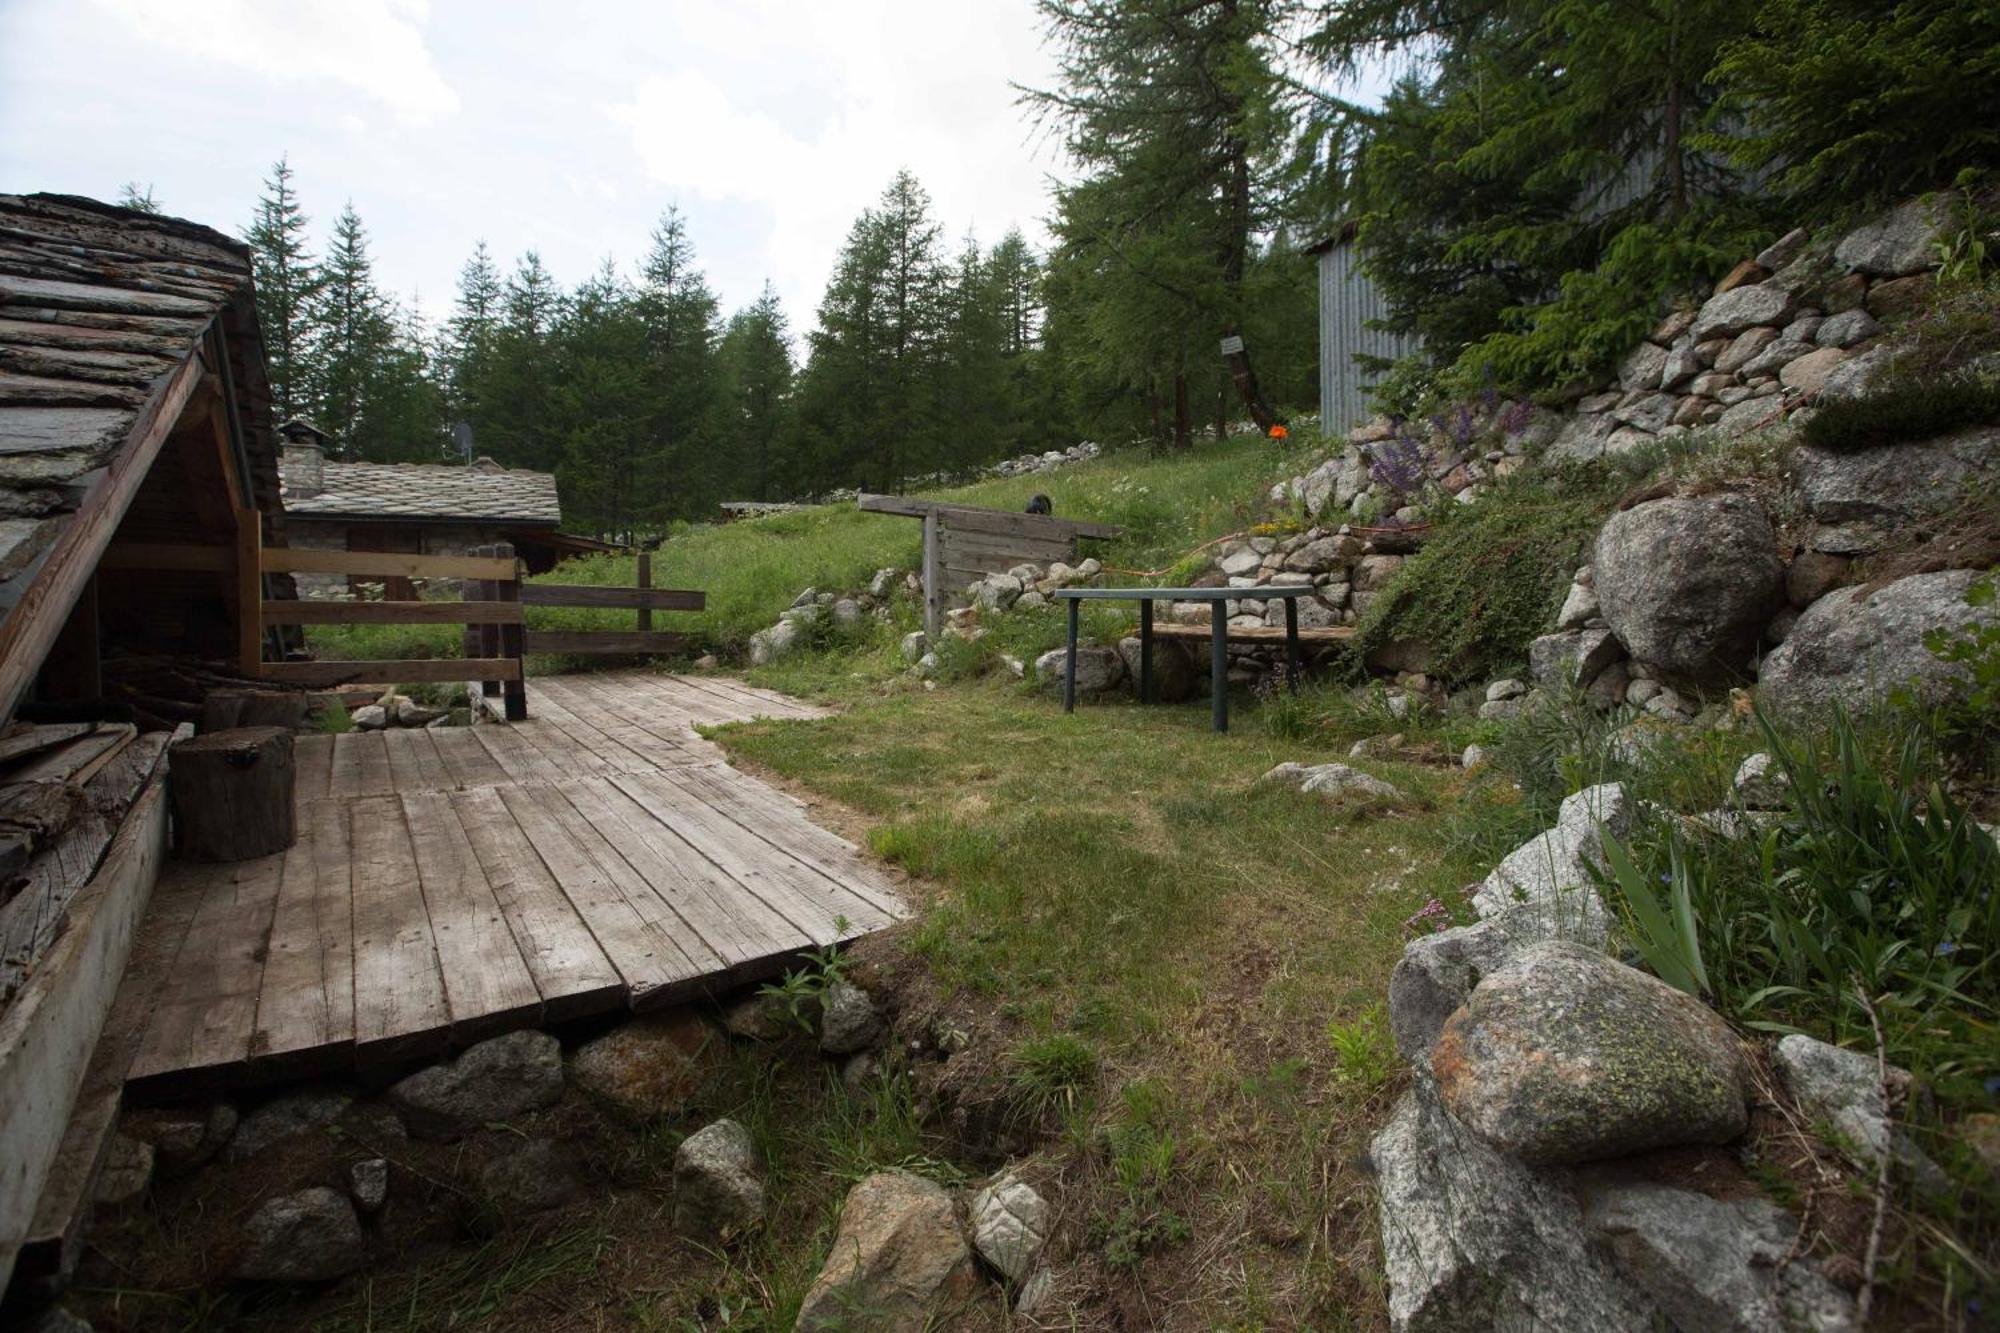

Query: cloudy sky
[0,0,1077,335]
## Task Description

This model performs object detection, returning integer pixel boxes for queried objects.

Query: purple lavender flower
[1403,898,1452,935]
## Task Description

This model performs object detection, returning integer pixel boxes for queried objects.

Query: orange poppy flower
[1269,424,1289,440]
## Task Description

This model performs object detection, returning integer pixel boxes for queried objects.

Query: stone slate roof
[0,192,284,630]
[285,460,562,524]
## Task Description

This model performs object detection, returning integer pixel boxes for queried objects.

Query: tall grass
[307,434,1310,665]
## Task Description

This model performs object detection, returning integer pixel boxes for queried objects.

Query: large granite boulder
[1470,784,1631,947]
[1690,283,1795,342]
[795,1170,978,1332]
[674,1118,765,1238]
[1793,427,2000,528]
[1833,194,1942,278]
[1759,569,1998,715]
[1117,635,1200,703]
[1373,1082,1653,1331]
[1593,495,1784,682]
[389,1030,565,1140]
[1033,645,1126,697]
[569,1010,716,1119]
[234,1187,367,1282]
[1432,942,1752,1165]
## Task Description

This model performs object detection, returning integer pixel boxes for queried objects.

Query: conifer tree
[717,284,795,501]
[442,241,503,437]
[117,182,160,214]
[552,261,655,540]
[244,156,322,423]
[638,208,725,519]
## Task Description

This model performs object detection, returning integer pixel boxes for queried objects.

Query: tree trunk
[169,726,295,862]
[1173,370,1192,451]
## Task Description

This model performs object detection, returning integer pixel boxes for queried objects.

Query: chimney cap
[279,417,327,446]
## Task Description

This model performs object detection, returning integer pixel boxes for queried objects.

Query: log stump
[169,726,295,861]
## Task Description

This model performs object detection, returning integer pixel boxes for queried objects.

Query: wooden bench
[1148,622,1355,646]
[1053,586,1349,732]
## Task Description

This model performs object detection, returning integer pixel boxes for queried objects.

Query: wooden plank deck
[113,672,898,1097]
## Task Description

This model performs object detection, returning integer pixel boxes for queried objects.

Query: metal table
[1051,585,1314,732]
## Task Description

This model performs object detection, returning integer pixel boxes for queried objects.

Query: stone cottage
[277,420,606,596]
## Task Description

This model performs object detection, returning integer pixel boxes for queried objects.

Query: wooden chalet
[0,193,288,1290]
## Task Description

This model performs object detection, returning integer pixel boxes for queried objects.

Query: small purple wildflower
[1936,940,1959,957]
[1404,897,1452,935]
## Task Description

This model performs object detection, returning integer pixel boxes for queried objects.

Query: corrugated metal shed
[1309,222,1422,433]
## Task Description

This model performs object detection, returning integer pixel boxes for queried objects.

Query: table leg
[1139,599,1154,704]
[1285,596,1301,693]
[1064,598,1079,714]
[1210,599,1228,732]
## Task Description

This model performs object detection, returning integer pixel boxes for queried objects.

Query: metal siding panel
[1319,243,1421,434]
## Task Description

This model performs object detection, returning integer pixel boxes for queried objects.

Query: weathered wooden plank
[519,584,705,611]
[327,731,392,799]
[347,796,447,1064]
[0,721,96,768]
[538,783,726,978]
[401,791,542,1040]
[524,684,668,772]
[16,787,194,1287]
[259,548,518,580]
[381,727,455,793]
[262,600,524,626]
[1148,621,1355,643]
[493,784,696,1002]
[467,721,567,785]
[661,764,906,922]
[0,780,166,1289]
[657,673,825,720]
[449,787,623,1021]
[494,713,596,778]
[123,840,280,1085]
[0,348,202,725]
[523,630,689,656]
[248,798,354,1073]
[563,775,810,967]
[858,492,1121,540]
[97,540,231,572]
[611,770,892,939]
[940,505,1118,542]
[293,733,335,802]
[532,679,693,769]
[425,726,509,789]
[565,671,737,732]
[258,658,520,687]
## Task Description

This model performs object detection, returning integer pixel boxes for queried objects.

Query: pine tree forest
[238,0,1999,538]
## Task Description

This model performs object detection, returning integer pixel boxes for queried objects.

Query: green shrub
[1350,473,1614,685]
[1801,373,2000,453]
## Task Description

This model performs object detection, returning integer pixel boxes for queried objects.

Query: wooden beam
[235,507,260,675]
[635,552,652,634]
[922,510,941,640]
[1148,621,1355,643]
[261,600,525,626]
[97,542,231,573]
[522,630,689,656]
[0,345,206,725]
[0,778,167,1289]
[258,548,520,581]
[257,658,521,687]
[857,492,1122,540]
[517,584,705,611]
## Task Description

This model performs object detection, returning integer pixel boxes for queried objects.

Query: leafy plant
[1324,1004,1397,1092]
[756,940,851,1036]
[1599,836,1709,998]
[1801,373,2000,453]
[1009,1033,1099,1117]
[1912,573,2000,763]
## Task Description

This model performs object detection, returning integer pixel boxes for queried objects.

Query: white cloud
[89,0,459,125]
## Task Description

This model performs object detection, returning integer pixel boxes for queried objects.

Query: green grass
[711,676,1473,1321]
[305,434,1317,667]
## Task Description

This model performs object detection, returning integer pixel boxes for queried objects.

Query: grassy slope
[305,435,1315,665]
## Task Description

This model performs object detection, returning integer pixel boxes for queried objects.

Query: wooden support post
[921,511,942,641]
[496,543,527,722]
[1210,600,1229,733]
[235,508,261,676]
[1138,598,1154,705]
[1284,597,1301,693]
[475,545,501,699]
[635,551,652,634]
[1063,597,1079,715]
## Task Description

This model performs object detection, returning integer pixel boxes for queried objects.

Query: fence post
[636,550,651,635]
[475,544,501,701]
[496,542,527,721]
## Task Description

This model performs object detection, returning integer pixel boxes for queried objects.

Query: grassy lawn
[706,676,1485,1327]
[303,433,1316,666]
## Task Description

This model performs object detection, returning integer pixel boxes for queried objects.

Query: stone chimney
[279,418,326,499]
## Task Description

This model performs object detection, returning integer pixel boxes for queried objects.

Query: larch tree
[638,208,725,521]
[244,156,322,423]
[716,283,796,501]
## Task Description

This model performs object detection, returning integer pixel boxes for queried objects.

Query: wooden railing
[255,542,529,719]
[513,552,705,657]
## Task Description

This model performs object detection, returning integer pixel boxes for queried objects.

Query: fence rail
[507,553,704,659]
